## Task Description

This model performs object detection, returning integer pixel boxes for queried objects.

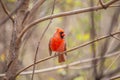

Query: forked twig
[111,35,120,41]
[0,0,14,23]
[99,0,107,9]
[22,0,46,25]
[0,0,24,25]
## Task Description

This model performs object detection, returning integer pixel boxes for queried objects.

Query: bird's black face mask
[60,32,64,39]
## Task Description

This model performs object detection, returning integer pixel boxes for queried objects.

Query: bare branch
[103,65,120,79]
[13,50,120,77]
[0,0,25,25]
[0,0,14,23]
[15,31,120,77]
[17,0,119,44]
[104,36,120,77]
[105,53,120,73]
[0,48,119,77]
[111,35,120,41]
[20,64,92,76]
[0,50,119,77]
[22,0,46,25]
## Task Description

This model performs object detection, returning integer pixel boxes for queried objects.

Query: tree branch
[11,50,120,77]
[103,65,120,79]
[0,0,14,23]
[17,0,119,44]
[0,0,25,25]
[0,50,119,77]
[17,50,120,76]
[14,31,120,77]
[22,0,46,25]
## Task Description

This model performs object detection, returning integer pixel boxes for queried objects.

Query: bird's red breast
[50,36,65,52]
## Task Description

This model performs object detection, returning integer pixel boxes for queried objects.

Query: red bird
[49,28,66,63]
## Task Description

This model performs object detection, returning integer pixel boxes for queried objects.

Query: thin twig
[103,65,120,79]
[0,0,24,25]
[17,0,119,44]
[0,0,14,23]
[22,0,46,25]
[31,0,56,80]
[105,36,120,73]
[105,53,120,73]
[111,35,120,41]
[22,10,30,25]
[15,31,120,77]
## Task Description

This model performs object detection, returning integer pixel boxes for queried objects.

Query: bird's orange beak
[62,33,65,36]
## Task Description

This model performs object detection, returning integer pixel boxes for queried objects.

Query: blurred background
[0,0,120,80]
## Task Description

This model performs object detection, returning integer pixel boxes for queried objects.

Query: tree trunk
[3,0,30,80]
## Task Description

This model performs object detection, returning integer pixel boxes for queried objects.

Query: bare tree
[0,0,120,80]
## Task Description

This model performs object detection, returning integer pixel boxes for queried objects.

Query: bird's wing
[64,42,67,56]
[49,38,52,56]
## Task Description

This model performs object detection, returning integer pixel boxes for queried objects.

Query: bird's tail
[58,53,65,63]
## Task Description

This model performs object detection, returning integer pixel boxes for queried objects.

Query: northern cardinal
[49,27,66,63]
